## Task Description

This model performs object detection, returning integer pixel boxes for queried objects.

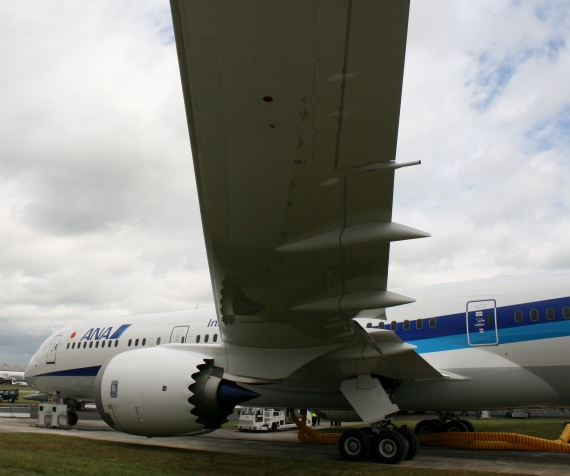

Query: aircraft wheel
[414,419,440,435]
[372,430,408,465]
[68,411,79,426]
[396,427,420,460]
[459,419,475,432]
[338,429,370,461]
[439,420,468,432]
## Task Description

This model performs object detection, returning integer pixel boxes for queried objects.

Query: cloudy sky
[1,1,569,364]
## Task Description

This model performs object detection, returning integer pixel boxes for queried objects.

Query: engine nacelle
[94,347,258,436]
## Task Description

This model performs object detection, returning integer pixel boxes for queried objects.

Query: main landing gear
[414,413,476,435]
[338,421,419,464]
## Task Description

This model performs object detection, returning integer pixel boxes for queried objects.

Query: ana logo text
[80,324,132,341]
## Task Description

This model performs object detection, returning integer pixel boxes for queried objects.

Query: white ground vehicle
[236,408,312,432]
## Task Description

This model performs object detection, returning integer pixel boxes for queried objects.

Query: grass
[0,433,525,476]
[312,419,568,440]
[223,418,569,440]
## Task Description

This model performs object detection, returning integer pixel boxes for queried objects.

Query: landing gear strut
[338,421,419,464]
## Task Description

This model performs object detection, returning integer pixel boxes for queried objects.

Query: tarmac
[1,408,570,475]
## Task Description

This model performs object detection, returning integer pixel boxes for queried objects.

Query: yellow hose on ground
[291,411,570,453]
[418,423,570,452]
[289,410,341,445]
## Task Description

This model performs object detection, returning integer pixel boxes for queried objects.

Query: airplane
[24,0,570,465]
[10,379,29,387]
[0,371,25,384]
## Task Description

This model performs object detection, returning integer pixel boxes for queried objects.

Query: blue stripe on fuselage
[37,366,102,377]
[388,296,570,353]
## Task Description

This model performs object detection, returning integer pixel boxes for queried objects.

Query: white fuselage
[26,272,570,411]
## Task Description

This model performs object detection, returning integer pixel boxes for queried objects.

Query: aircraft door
[466,300,498,346]
[46,335,62,364]
[169,326,189,343]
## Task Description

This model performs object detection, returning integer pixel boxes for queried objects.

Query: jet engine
[94,347,258,436]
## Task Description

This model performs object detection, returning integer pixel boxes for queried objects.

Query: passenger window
[101,341,106,348]
[142,338,146,346]
[389,321,397,331]
[416,319,423,329]
[89,342,93,348]
[72,343,75,349]
[366,323,372,328]
[157,337,161,345]
[128,339,132,347]
[213,334,218,343]
[378,322,385,330]
[205,334,209,343]
[114,340,118,347]
[83,342,87,348]
[403,320,410,330]
[530,309,539,321]
[514,310,523,322]
[429,318,436,328]
[546,308,555,320]
[487,314,494,326]
[67,343,70,349]
[135,339,139,346]
[196,335,201,343]
[95,341,99,348]
[563,307,570,319]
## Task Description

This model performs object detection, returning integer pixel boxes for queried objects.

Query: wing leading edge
[170,0,428,349]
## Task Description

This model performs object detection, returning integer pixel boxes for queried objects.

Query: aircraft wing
[170,0,428,350]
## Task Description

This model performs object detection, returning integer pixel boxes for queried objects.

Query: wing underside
[170,0,428,351]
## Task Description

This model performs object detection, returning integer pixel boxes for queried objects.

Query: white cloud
[391,0,570,287]
[1,1,569,362]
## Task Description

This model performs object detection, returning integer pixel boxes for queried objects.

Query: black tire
[7,397,14,403]
[459,419,475,432]
[396,427,420,461]
[372,430,408,465]
[439,420,468,432]
[414,419,440,435]
[270,423,277,432]
[338,429,371,461]
[68,411,79,426]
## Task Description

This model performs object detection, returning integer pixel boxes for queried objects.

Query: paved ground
[1,412,570,474]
